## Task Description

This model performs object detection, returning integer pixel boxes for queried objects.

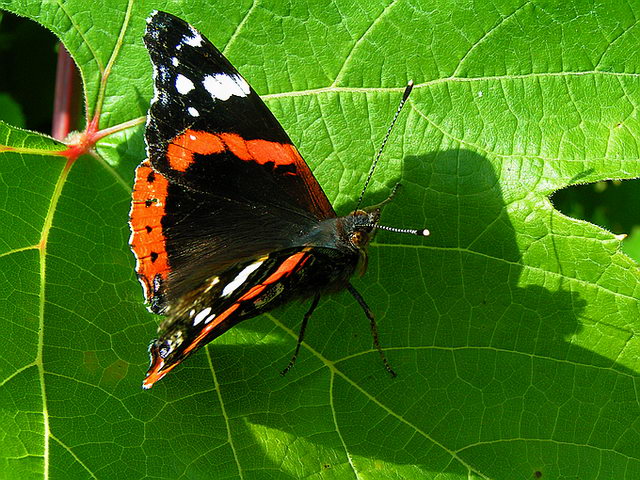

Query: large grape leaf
[1,0,639,479]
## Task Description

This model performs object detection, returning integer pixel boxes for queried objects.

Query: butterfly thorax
[301,208,381,277]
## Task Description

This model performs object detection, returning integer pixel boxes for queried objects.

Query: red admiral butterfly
[130,11,428,389]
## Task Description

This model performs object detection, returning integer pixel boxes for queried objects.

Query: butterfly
[129,11,426,389]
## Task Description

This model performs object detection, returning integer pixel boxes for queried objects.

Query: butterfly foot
[280,357,297,376]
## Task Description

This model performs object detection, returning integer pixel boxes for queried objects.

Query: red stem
[52,44,79,140]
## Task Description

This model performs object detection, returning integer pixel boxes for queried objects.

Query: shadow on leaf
[163,149,638,477]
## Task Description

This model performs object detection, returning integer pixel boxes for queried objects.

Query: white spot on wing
[202,73,250,101]
[222,260,264,297]
[175,74,195,94]
[172,57,179,67]
[184,30,203,47]
[193,307,212,326]
[187,107,200,117]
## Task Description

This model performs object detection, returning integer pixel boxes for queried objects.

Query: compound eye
[350,231,366,246]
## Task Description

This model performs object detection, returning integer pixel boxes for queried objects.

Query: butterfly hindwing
[144,245,360,388]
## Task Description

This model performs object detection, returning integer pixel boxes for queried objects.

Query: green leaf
[0,94,25,127]
[623,227,640,262]
[1,1,639,479]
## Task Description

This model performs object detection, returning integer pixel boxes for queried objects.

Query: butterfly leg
[386,182,401,202]
[366,183,402,211]
[346,283,397,377]
[280,293,321,376]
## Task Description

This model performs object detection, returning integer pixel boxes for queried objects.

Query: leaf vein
[204,348,245,479]
[268,313,491,479]
[452,1,532,77]
[375,242,640,303]
[50,434,98,479]
[329,372,361,479]
[331,0,400,87]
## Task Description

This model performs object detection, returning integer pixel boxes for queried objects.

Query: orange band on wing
[239,252,308,302]
[183,303,241,355]
[143,296,238,388]
[222,133,299,168]
[166,130,298,172]
[143,356,172,390]
[129,160,170,300]
[167,131,225,171]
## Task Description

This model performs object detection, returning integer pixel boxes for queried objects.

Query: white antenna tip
[420,228,430,237]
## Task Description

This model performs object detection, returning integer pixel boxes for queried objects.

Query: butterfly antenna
[355,80,414,211]
[362,223,430,237]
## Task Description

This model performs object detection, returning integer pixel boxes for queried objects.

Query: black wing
[132,11,336,312]
[143,10,335,220]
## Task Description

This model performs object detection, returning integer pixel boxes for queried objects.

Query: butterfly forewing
[143,11,335,220]
[132,11,338,313]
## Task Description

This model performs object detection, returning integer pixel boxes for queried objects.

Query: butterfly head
[329,208,380,276]
[344,208,381,249]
